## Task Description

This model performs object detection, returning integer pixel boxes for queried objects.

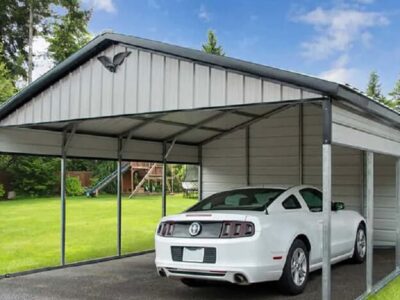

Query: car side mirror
[332,202,345,211]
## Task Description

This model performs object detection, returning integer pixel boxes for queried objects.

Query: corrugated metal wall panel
[150,54,165,111]
[250,106,300,186]
[25,96,34,124]
[203,130,246,198]
[80,62,92,118]
[244,77,262,104]
[124,49,139,114]
[282,85,301,100]
[167,144,199,164]
[33,97,42,123]
[70,67,81,119]
[194,64,210,108]
[0,128,61,156]
[137,51,151,113]
[164,57,179,110]
[226,72,244,105]
[263,81,281,102]
[374,154,397,246]
[101,46,115,116]
[113,45,128,115]
[90,55,103,117]
[210,68,226,106]
[178,60,194,109]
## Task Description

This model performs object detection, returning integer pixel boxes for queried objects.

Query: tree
[47,0,92,64]
[0,1,89,82]
[366,71,400,109]
[0,0,54,81]
[366,71,383,101]
[202,30,224,56]
[0,57,16,103]
[389,76,400,111]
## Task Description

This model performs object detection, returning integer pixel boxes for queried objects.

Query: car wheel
[352,224,366,263]
[278,239,309,295]
[181,278,207,287]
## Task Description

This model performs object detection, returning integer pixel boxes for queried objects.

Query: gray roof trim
[0,32,398,126]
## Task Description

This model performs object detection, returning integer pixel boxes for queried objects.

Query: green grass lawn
[369,276,400,300]
[1,194,398,299]
[0,193,196,275]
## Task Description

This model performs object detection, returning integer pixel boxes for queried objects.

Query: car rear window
[187,188,284,212]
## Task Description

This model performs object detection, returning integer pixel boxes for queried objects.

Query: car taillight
[157,222,174,236]
[220,221,255,238]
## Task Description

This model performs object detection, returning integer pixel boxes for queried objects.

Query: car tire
[278,239,309,295]
[352,223,366,264]
[181,278,207,287]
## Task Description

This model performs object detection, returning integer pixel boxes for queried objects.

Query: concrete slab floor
[0,249,395,300]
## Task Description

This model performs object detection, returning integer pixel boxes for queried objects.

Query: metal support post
[322,99,332,300]
[60,149,66,266]
[396,158,400,270]
[366,151,374,293]
[299,103,304,185]
[162,142,167,217]
[117,138,122,256]
[198,145,203,201]
[60,125,77,265]
[245,126,250,186]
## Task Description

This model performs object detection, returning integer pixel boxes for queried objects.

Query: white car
[155,185,366,294]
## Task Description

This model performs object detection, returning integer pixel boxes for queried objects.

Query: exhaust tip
[158,268,166,277]
[233,273,248,285]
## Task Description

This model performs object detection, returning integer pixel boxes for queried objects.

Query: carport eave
[336,85,400,130]
[0,98,326,148]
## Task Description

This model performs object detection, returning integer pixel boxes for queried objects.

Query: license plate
[182,247,204,262]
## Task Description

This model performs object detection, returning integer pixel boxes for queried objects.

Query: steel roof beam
[227,110,259,118]
[163,111,231,142]
[120,113,166,139]
[128,116,225,133]
[201,105,294,145]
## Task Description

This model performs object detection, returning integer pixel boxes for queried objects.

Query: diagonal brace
[200,105,294,145]
[163,110,231,142]
[62,123,78,156]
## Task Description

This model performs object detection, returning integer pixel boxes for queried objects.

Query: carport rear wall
[202,103,398,247]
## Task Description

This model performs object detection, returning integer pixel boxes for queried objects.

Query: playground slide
[86,162,131,197]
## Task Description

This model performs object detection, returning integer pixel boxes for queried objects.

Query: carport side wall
[202,104,397,246]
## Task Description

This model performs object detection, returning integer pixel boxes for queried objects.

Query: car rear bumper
[155,235,285,284]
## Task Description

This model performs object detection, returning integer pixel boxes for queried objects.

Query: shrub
[0,184,5,198]
[66,176,84,196]
[9,156,59,197]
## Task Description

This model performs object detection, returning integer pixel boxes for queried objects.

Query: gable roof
[0,32,399,126]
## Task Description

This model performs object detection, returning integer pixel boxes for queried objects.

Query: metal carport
[0,32,399,299]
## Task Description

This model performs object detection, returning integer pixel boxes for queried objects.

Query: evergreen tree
[388,76,400,111]
[202,30,224,56]
[366,71,383,101]
[47,0,92,64]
